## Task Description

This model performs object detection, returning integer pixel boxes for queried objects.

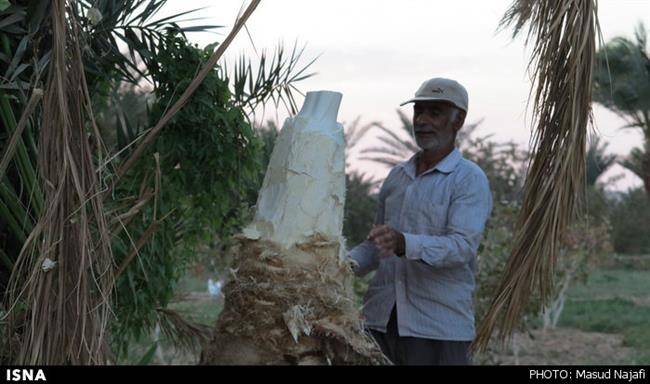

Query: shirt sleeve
[348,169,392,277]
[403,170,492,268]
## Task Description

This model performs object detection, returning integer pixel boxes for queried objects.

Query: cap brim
[399,97,465,111]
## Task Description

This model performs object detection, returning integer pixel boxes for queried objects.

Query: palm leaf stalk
[473,0,599,351]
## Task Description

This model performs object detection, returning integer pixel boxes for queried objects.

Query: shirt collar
[399,147,462,178]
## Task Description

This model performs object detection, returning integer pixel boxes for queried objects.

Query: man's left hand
[367,225,406,257]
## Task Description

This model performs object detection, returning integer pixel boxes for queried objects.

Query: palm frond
[227,41,317,120]
[344,117,376,151]
[72,0,221,85]
[396,109,414,137]
[474,0,599,351]
[619,147,645,180]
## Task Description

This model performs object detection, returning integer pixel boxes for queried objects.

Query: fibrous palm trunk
[200,92,385,365]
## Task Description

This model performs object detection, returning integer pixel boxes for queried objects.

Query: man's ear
[453,110,466,132]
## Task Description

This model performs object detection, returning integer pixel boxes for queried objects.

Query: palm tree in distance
[586,136,617,187]
[593,22,650,197]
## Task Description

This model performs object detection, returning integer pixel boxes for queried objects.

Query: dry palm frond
[155,308,212,354]
[473,0,599,351]
[4,0,114,364]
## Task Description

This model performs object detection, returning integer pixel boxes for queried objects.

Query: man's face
[412,101,462,152]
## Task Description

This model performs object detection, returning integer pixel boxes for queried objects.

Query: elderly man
[349,78,493,365]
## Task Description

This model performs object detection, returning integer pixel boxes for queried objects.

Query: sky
[162,0,650,191]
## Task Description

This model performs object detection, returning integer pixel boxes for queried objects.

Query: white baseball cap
[400,77,468,113]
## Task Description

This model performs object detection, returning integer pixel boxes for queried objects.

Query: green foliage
[609,188,650,254]
[109,32,261,353]
[343,173,378,247]
[146,32,261,238]
[462,137,527,204]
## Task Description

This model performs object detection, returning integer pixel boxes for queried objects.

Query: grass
[569,268,650,301]
[559,266,650,364]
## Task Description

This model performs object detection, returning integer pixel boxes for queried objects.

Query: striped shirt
[349,147,492,341]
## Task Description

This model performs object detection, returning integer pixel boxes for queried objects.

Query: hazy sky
[164,0,649,191]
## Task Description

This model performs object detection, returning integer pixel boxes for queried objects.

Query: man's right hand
[367,224,403,258]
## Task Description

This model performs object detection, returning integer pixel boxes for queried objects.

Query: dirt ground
[160,291,635,365]
[489,328,633,365]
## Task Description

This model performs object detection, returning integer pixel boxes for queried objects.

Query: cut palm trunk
[200,91,385,365]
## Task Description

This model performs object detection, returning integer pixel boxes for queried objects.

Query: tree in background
[593,22,650,197]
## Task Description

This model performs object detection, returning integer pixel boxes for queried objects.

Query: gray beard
[415,135,442,151]
[413,120,455,151]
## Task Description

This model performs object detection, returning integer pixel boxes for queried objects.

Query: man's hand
[367,224,406,257]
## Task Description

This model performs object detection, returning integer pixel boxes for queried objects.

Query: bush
[609,188,650,254]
